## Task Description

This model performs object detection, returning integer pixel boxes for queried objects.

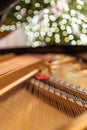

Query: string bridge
[28,73,87,109]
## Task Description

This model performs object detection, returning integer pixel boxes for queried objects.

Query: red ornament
[34,73,49,80]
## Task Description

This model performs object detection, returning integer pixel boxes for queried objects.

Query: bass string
[27,77,86,118]
[26,78,53,129]
[28,78,72,118]
[27,79,70,128]
[38,75,87,108]
[31,77,87,108]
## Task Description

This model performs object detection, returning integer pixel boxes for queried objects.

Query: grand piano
[0,1,87,130]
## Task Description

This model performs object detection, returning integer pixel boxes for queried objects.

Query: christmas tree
[0,0,87,46]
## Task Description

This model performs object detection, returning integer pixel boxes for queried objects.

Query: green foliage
[0,0,87,45]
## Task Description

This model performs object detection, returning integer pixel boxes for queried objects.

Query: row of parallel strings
[0,75,86,130]
[0,54,70,130]
[0,53,86,130]
[26,77,87,118]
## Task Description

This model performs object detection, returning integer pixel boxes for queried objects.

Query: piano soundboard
[0,52,87,130]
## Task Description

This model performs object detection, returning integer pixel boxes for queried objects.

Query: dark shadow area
[0,45,87,55]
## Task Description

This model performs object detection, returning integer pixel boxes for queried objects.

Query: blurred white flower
[80,34,87,44]
[51,0,69,16]
[71,23,80,36]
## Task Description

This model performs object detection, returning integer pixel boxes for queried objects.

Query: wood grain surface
[0,85,72,130]
[0,54,41,76]
[0,53,87,130]
[0,53,15,62]
[0,54,44,95]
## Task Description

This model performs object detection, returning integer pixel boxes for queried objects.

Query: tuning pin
[74,96,83,107]
[50,77,60,83]
[39,82,44,89]
[55,89,61,97]
[67,94,75,103]
[76,100,83,107]
[76,86,84,93]
[70,84,77,89]
[82,89,87,94]
[63,82,71,87]
[58,80,64,84]
[49,86,55,94]
[60,91,67,100]
[44,84,49,91]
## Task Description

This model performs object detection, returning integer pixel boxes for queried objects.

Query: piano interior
[0,0,87,130]
[0,49,87,130]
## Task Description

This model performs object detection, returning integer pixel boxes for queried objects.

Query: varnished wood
[0,86,72,130]
[0,54,42,76]
[0,69,39,96]
[61,112,87,130]
[0,53,15,62]
[0,54,45,95]
[0,53,87,130]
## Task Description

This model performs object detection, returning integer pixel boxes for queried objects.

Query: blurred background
[0,0,87,48]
